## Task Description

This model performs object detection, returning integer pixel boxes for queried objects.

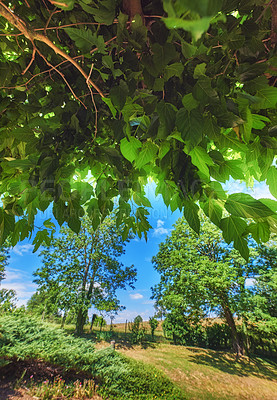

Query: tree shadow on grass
[186,347,277,381]
[79,331,157,350]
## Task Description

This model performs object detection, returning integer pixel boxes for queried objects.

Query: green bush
[0,315,95,370]
[0,315,185,399]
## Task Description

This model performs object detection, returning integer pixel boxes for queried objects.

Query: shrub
[0,315,185,399]
[149,317,159,338]
[129,316,146,344]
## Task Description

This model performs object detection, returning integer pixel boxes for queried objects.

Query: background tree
[149,316,159,339]
[243,243,277,353]
[0,244,17,313]
[0,1,276,257]
[151,216,261,356]
[32,214,136,334]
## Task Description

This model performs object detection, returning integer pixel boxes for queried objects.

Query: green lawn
[117,344,277,400]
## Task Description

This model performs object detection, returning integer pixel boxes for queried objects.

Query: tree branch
[271,0,277,45]
[0,2,105,98]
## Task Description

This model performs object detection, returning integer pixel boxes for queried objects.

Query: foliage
[129,315,146,344]
[0,1,277,257]
[0,315,96,370]
[241,243,277,355]
[0,288,17,313]
[31,214,136,334]
[0,243,17,313]
[151,215,262,355]
[163,314,233,349]
[149,316,159,338]
[0,315,185,399]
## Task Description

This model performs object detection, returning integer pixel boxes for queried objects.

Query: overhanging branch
[0,2,105,98]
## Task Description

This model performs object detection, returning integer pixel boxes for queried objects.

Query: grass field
[117,344,277,400]
[1,317,276,400]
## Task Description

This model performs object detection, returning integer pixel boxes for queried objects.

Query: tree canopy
[32,214,136,334]
[0,243,17,312]
[151,216,261,354]
[0,0,277,257]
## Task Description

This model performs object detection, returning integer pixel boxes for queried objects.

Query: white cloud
[1,267,37,306]
[130,293,144,300]
[245,278,256,287]
[112,309,152,323]
[12,244,34,256]
[152,219,169,237]
[142,299,155,305]
[157,219,164,228]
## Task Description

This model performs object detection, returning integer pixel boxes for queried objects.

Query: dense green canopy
[0,0,277,257]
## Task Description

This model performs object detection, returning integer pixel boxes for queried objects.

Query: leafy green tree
[0,288,17,313]
[33,214,136,334]
[149,316,159,339]
[0,1,277,257]
[0,244,17,313]
[151,216,259,355]
[244,243,277,347]
[0,245,9,281]
[27,286,62,321]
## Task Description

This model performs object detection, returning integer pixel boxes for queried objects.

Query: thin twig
[22,46,36,75]
[36,47,87,108]
[0,2,105,98]
[44,8,62,36]
[256,1,272,23]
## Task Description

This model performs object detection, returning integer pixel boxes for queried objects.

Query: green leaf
[189,146,213,176]
[260,198,277,213]
[193,75,218,103]
[133,193,152,208]
[248,221,270,243]
[163,17,212,41]
[225,193,275,219]
[201,198,223,226]
[89,0,116,24]
[135,141,158,169]
[182,93,199,112]
[183,201,200,234]
[252,114,270,129]
[152,43,177,71]
[110,81,129,111]
[266,166,277,199]
[64,28,105,53]
[156,101,176,138]
[164,63,184,80]
[220,215,249,259]
[193,63,206,79]
[176,108,203,147]
[0,210,15,244]
[102,97,117,118]
[43,219,56,229]
[32,229,51,252]
[158,141,171,159]
[255,87,277,109]
[120,137,142,162]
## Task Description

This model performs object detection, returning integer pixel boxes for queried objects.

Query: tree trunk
[122,0,143,19]
[222,305,244,357]
[89,313,97,333]
[61,312,67,328]
[75,308,87,335]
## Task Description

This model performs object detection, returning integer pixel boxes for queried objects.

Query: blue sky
[1,179,273,323]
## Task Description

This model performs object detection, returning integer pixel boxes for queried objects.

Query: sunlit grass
[119,344,277,400]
